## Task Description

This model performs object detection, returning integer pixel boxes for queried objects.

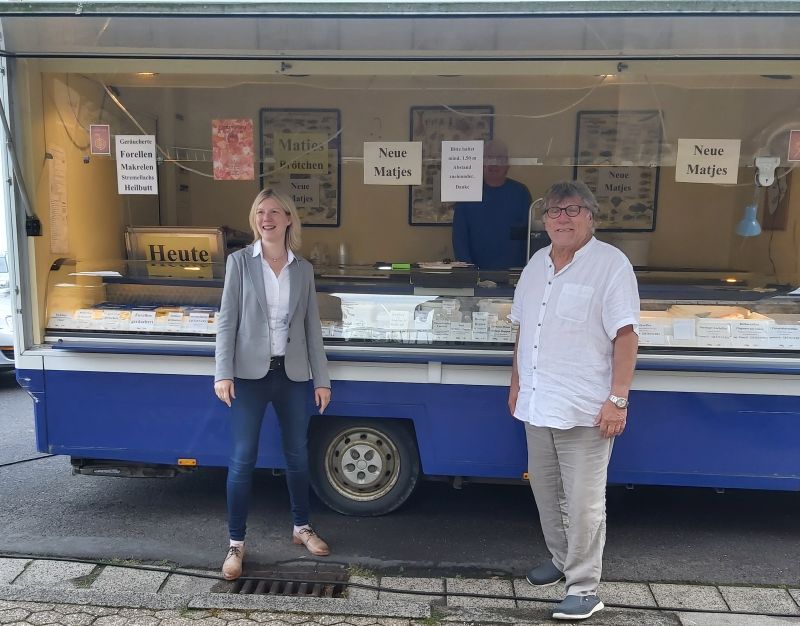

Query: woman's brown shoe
[292,527,330,556]
[222,545,244,580]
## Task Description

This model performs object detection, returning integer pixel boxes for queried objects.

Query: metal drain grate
[230,570,348,598]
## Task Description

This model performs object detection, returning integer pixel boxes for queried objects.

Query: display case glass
[43,261,800,354]
[44,259,223,340]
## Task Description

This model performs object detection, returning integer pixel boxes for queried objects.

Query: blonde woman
[214,188,332,580]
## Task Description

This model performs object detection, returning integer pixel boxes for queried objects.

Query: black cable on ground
[0,454,55,468]
[0,552,795,618]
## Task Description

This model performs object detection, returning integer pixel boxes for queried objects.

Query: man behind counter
[451,140,536,270]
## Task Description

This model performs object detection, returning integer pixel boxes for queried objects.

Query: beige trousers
[524,423,613,596]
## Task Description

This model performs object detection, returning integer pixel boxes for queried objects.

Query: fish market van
[2,1,800,515]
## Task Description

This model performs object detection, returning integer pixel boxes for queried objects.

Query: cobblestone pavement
[1,557,799,626]
[0,601,421,626]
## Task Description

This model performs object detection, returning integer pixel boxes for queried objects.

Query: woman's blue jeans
[226,368,311,540]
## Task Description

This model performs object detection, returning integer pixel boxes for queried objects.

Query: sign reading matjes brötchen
[275,133,328,173]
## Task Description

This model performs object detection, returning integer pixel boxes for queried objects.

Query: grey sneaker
[552,595,604,620]
[525,561,564,587]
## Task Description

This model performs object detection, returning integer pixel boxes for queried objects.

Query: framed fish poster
[574,110,663,232]
[409,105,494,225]
[260,108,341,227]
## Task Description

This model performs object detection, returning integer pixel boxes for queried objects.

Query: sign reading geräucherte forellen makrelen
[116,135,158,195]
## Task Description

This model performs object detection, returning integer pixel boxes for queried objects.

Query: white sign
[129,309,156,331]
[186,311,210,334]
[440,140,483,201]
[363,142,422,185]
[769,324,800,349]
[116,135,158,195]
[675,139,741,184]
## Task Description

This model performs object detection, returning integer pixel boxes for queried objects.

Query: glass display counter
[43,259,800,356]
[43,258,223,341]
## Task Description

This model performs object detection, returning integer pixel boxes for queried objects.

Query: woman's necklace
[263,244,286,263]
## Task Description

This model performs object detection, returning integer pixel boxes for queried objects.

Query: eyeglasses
[544,204,586,219]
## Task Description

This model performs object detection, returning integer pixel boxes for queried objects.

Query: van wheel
[310,419,420,516]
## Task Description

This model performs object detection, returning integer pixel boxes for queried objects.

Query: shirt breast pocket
[556,283,594,323]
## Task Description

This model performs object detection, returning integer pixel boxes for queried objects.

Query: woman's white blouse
[252,245,294,357]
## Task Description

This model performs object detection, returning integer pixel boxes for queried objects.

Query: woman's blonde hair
[248,188,302,252]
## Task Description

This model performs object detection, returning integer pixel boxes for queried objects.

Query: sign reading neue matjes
[116,135,158,194]
[363,142,422,185]
[675,139,741,184]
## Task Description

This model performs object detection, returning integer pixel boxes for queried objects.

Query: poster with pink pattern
[212,119,254,180]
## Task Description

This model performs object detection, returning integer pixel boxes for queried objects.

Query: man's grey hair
[543,180,599,216]
[483,139,509,165]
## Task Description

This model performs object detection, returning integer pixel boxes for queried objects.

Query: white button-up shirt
[509,237,639,429]
[252,244,294,357]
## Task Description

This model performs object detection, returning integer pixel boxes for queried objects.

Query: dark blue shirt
[452,179,532,270]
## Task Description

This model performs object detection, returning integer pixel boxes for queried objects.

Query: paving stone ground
[0,558,798,626]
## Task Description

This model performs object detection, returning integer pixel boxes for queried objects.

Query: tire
[309,418,421,516]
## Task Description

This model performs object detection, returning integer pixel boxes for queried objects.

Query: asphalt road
[1,368,798,586]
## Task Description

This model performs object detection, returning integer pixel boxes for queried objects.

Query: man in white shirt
[508,180,639,621]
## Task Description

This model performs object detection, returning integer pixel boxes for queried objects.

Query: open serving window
[2,5,800,358]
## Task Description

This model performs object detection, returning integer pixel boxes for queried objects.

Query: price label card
[696,319,732,347]
[638,322,667,346]
[129,310,156,332]
[102,310,123,330]
[472,328,489,342]
[186,311,210,333]
[490,323,513,343]
[732,320,771,348]
[769,324,800,349]
[166,311,184,332]
[471,312,489,341]
[75,309,94,330]
[432,319,450,341]
[48,312,72,329]
[450,321,472,341]
[389,309,411,331]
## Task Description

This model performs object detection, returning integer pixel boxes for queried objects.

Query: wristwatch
[608,394,629,409]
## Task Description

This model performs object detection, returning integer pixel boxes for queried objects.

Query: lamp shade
[736,204,762,237]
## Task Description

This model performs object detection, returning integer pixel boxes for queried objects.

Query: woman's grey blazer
[214,245,330,388]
